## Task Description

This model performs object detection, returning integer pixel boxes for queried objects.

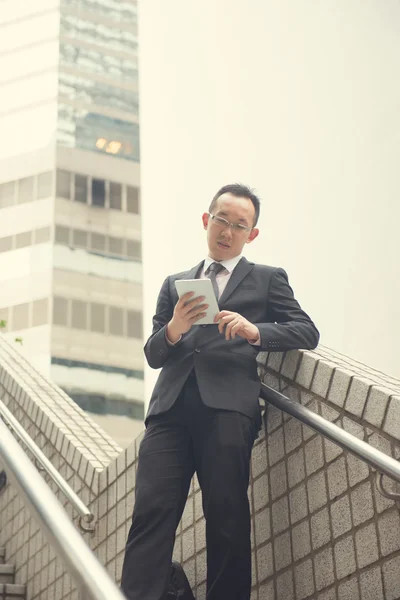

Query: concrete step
[0,564,14,584]
[0,583,26,599]
[0,548,4,565]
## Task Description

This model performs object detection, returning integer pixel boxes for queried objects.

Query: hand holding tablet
[175,279,219,325]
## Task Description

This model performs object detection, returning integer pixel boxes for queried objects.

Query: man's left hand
[214,311,259,341]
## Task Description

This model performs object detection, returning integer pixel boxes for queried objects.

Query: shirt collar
[204,254,242,274]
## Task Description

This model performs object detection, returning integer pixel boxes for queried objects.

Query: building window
[109,306,124,336]
[110,182,122,210]
[0,236,13,253]
[18,177,34,204]
[32,298,49,327]
[75,174,88,203]
[71,299,87,329]
[56,170,71,200]
[37,172,53,199]
[127,310,143,338]
[15,231,32,249]
[12,303,30,330]
[34,227,51,245]
[127,186,139,213]
[90,232,106,252]
[90,303,106,333]
[73,229,88,248]
[92,179,105,207]
[108,236,123,255]
[0,181,15,208]
[55,226,70,245]
[126,240,141,260]
[53,297,69,327]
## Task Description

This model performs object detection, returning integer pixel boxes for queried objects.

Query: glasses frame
[208,213,253,234]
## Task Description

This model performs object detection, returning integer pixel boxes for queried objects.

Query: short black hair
[209,183,261,226]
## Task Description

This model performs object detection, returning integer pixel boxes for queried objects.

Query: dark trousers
[120,373,256,600]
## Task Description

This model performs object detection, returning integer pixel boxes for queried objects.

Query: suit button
[202,325,207,328]
[195,348,201,353]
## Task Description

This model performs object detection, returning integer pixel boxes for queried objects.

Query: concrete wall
[1,334,400,599]
[138,0,400,406]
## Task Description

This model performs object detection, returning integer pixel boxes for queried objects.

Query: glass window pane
[109,306,124,336]
[126,240,141,259]
[0,236,13,253]
[18,177,34,204]
[32,298,49,327]
[90,232,106,251]
[71,299,87,329]
[12,302,29,330]
[0,181,15,208]
[37,171,53,199]
[92,179,105,207]
[34,227,51,244]
[127,186,139,213]
[55,226,70,244]
[90,303,105,333]
[53,297,69,326]
[73,229,88,248]
[127,310,142,338]
[15,231,32,249]
[75,174,88,203]
[110,182,122,210]
[56,170,71,200]
[109,236,123,255]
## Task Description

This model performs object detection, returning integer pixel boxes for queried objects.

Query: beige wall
[138,0,400,405]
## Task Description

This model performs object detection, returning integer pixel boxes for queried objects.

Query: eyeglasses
[209,214,253,234]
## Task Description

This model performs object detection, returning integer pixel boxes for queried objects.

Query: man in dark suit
[121,184,319,600]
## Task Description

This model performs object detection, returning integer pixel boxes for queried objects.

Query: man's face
[202,193,259,261]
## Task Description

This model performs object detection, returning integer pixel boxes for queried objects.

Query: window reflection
[61,0,137,25]
[60,15,138,54]
[58,70,138,114]
[57,105,139,161]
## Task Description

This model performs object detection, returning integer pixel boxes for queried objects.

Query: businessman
[120,184,319,600]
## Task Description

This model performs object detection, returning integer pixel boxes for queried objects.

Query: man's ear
[202,213,209,230]
[246,228,259,243]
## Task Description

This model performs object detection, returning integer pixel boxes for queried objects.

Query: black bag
[166,561,195,600]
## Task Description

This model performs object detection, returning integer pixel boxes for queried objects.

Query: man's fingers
[181,296,206,313]
[230,321,243,339]
[225,318,239,340]
[186,303,208,316]
[189,312,207,322]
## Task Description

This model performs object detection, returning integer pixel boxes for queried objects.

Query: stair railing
[260,383,400,501]
[0,400,95,532]
[0,416,126,600]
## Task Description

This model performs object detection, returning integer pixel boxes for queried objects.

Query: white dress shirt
[167,255,260,345]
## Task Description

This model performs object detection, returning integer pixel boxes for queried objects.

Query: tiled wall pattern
[1,333,400,600]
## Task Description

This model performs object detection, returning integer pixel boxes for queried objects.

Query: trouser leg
[120,405,194,600]
[188,381,255,600]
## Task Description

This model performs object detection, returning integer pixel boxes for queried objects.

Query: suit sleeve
[255,268,320,351]
[144,277,179,369]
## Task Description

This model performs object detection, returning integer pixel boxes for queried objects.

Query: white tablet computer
[175,279,220,325]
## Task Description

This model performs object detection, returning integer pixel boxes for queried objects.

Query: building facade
[0,0,144,446]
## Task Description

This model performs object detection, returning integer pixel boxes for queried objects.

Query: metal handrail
[260,383,400,500]
[0,418,126,600]
[0,400,95,532]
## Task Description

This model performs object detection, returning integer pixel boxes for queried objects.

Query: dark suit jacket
[144,257,319,429]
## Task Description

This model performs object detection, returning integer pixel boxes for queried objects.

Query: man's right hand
[166,292,208,343]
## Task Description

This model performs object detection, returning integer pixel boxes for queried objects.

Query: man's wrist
[166,321,182,344]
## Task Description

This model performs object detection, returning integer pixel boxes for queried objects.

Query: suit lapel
[219,257,254,304]
[177,261,204,281]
